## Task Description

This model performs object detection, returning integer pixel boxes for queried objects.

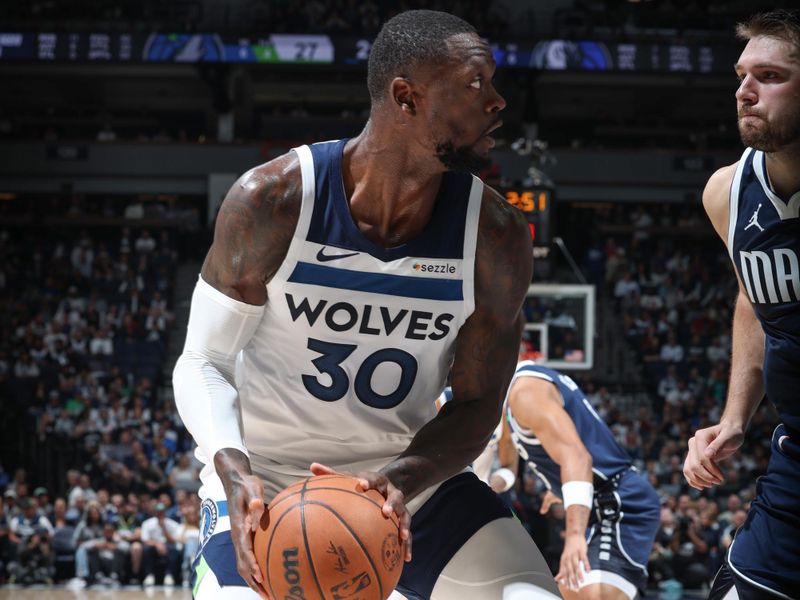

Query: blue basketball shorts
[584,467,660,596]
[710,424,800,599]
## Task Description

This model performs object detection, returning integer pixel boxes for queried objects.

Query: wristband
[561,480,594,509]
[492,468,516,492]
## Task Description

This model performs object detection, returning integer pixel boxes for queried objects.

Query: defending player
[173,10,560,600]
[500,361,660,600]
[683,9,800,599]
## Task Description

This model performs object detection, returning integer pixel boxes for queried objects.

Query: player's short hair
[736,9,800,62]
[367,10,477,104]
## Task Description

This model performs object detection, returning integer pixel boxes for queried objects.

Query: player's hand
[555,531,590,592]
[539,489,562,515]
[225,472,270,599]
[684,422,745,490]
[310,462,412,562]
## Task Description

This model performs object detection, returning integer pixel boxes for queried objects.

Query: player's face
[735,36,800,152]
[424,33,506,172]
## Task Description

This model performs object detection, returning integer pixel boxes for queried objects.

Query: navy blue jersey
[506,361,632,498]
[728,148,800,433]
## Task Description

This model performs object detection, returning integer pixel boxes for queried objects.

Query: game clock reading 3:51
[504,188,552,247]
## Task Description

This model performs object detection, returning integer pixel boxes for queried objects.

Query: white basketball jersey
[220,139,482,497]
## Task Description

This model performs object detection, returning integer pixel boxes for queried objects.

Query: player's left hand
[555,532,590,592]
[310,462,412,562]
[539,489,562,515]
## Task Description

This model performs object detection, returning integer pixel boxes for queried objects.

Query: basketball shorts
[192,472,552,599]
[583,467,660,598]
[709,424,800,599]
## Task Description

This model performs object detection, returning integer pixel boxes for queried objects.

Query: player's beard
[738,109,800,152]
[434,140,491,173]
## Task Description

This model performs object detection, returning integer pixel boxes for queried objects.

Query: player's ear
[391,77,416,116]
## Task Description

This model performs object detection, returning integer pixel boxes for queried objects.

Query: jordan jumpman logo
[745,203,764,232]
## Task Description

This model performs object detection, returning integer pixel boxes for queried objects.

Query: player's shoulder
[703,162,738,205]
[473,183,533,312]
[227,150,302,213]
[480,184,529,236]
[476,184,532,271]
[702,161,738,242]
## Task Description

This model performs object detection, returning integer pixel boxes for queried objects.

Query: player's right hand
[310,462,412,562]
[555,531,590,593]
[683,422,745,490]
[226,473,270,599]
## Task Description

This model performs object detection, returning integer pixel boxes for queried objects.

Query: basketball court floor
[0,586,191,599]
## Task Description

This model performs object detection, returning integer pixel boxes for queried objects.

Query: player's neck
[764,141,800,200]
[341,123,446,248]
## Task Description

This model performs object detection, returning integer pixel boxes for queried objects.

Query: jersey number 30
[302,338,418,409]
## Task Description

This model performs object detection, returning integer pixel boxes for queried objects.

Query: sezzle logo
[282,547,306,600]
[413,262,457,274]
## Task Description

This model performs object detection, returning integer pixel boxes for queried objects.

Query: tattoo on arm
[202,153,302,305]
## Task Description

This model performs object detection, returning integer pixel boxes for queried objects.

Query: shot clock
[503,188,553,253]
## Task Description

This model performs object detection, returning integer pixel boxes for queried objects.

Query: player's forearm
[559,451,593,536]
[384,399,497,501]
[722,291,765,430]
[565,505,591,537]
[173,350,248,463]
[172,276,265,466]
[214,448,255,492]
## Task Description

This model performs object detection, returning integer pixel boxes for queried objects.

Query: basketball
[254,474,404,600]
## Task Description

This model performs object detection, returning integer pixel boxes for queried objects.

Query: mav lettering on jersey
[285,293,454,340]
[739,248,800,304]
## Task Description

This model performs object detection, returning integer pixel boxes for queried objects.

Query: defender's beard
[434,141,491,173]
[739,111,800,152]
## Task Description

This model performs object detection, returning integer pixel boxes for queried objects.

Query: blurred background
[0,0,792,596]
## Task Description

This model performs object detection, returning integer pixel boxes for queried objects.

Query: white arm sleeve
[172,275,264,465]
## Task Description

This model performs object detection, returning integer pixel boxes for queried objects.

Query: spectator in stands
[134,229,156,255]
[87,522,126,587]
[180,500,200,586]
[168,453,200,493]
[68,474,97,508]
[140,502,182,587]
[33,487,51,518]
[7,497,55,585]
[649,506,677,586]
[659,331,685,362]
[2,491,18,520]
[114,497,143,584]
[69,500,105,588]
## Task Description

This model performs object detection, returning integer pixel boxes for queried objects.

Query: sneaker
[143,574,156,587]
[163,573,175,587]
[67,577,87,590]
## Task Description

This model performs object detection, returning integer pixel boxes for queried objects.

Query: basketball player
[682,9,800,600]
[499,362,660,600]
[173,10,560,600]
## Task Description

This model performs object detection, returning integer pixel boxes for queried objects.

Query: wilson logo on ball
[282,547,306,600]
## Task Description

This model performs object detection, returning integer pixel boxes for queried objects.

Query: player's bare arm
[684,162,765,490]
[179,151,302,598]
[380,186,532,500]
[508,376,592,592]
[202,152,301,304]
[497,412,519,470]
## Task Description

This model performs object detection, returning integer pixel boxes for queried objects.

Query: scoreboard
[0,31,740,73]
[503,187,553,257]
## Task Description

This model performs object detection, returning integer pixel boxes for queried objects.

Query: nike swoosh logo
[316,247,360,262]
